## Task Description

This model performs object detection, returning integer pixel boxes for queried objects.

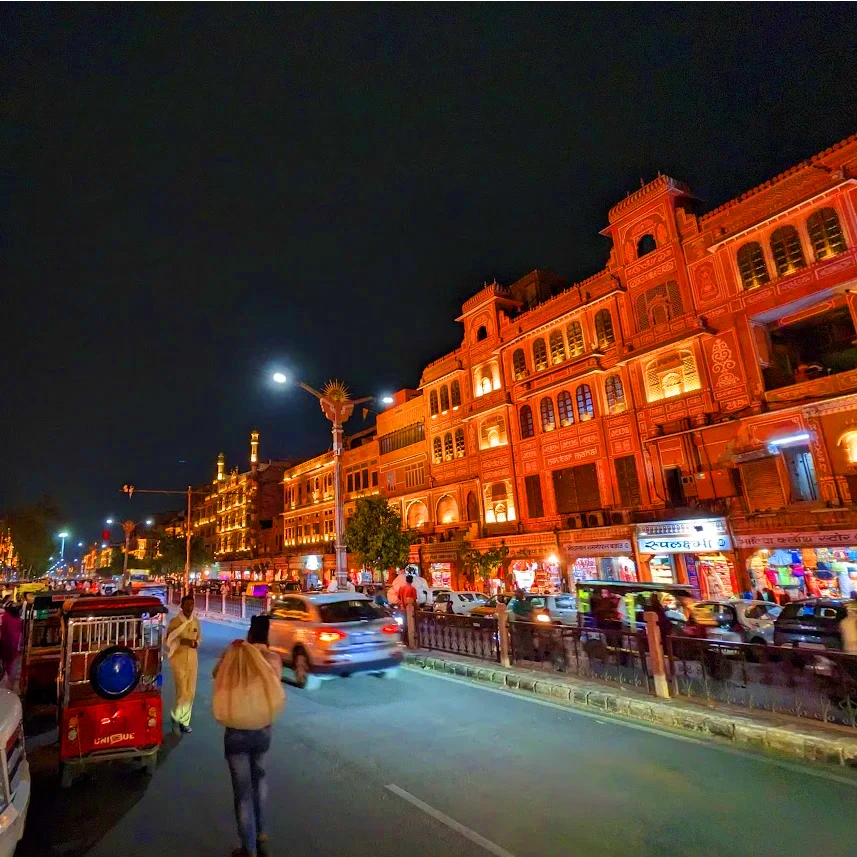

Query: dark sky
[3,5,856,553]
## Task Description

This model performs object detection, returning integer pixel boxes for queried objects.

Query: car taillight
[381,624,400,634]
[317,629,347,643]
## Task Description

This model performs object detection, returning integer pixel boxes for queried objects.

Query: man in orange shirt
[399,574,418,609]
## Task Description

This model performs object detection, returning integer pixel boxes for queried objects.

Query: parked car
[522,593,578,626]
[0,689,29,856]
[469,593,515,617]
[682,600,781,645]
[428,587,452,608]
[773,598,850,650]
[267,593,403,689]
[433,591,487,615]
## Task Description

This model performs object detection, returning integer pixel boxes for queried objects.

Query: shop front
[636,518,738,599]
[735,530,857,599]
[417,545,463,590]
[509,557,562,593]
[563,534,637,586]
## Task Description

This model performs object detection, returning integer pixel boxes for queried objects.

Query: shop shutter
[614,455,641,507]
[552,463,601,514]
[741,457,785,512]
[525,474,545,518]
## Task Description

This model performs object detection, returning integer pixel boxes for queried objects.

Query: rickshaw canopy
[62,595,167,618]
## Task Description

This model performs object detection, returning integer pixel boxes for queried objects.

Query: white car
[0,689,29,857]
[428,587,452,608]
[687,600,781,645]
[267,593,403,690]
[433,591,488,615]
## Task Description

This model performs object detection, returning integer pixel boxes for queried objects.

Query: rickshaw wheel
[59,762,75,789]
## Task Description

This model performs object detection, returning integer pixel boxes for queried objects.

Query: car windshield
[525,596,546,607]
[458,593,475,601]
[318,600,383,623]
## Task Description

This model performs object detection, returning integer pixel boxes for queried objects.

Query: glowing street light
[381,395,394,405]
[106,518,114,525]
[57,531,70,559]
[271,372,372,589]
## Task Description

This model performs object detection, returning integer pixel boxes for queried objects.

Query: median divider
[404,649,857,769]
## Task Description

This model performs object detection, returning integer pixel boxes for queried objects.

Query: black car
[773,598,850,650]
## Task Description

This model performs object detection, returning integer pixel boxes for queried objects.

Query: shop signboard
[734,530,857,549]
[637,534,732,554]
[564,539,633,556]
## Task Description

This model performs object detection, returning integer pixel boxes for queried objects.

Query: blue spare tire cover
[88,645,141,700]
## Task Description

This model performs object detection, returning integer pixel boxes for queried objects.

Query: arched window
[429,390,439,416]
[454,428,466,457]
[540,397,556,432]
[432,436,442,464]
[644,350,701,402]
[737,242,770,290]
[533,338,548,371]
[512,349,527,380]
[807,207,847,260]
[594,310,615,348]
[443,433,454,461]
[450,379,461,407]
[557,390,575,427]
[637,234,657,257]
[439,385,450,412]
[437,496,459,525]
[480,376,492,395]
[519,405,534,438]
[480,416,507,448]
[770,226,806,276]
[576,384,594,421]
[476,325,488,341]
[605,374,626,414]
[549,329,566,364]
[566,320,585,357]
[407,501,429,529]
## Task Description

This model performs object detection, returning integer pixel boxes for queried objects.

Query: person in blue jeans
[219,615,281,857]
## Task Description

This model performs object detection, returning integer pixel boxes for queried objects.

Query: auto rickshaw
[57,595,166,788]
[20,592,83,704]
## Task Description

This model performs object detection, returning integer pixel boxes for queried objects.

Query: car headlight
[395,615,404,625]
[536,613,551,623]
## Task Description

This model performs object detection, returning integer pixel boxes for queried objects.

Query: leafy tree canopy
[149,532,213,577]
[462,544,510,582]
[345,496,414,572]
[1,498,63,576]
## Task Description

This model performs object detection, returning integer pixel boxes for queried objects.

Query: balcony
[762,305,857,405]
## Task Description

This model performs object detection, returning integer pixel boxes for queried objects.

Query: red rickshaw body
[57,596,166,784]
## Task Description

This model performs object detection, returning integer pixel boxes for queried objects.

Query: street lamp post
[273,376,372,589]
[58,531,69,561]
[120,485,202,589]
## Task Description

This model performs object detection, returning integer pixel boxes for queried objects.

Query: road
[19,618,857,857]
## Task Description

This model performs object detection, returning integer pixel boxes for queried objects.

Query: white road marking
[406,665,857,788]
[385,783,519,857]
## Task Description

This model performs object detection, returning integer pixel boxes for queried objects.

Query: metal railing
[667,636,857,729]
[167,587,268,621]
[415,611,500,662]
[509,621,653,693]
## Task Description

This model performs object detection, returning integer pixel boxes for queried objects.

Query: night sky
[3,5,856,551]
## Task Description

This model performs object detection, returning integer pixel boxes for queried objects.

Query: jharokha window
[540,397,556,432]
[566,320,585,357]
[807,207,847,260]
[432,436,442,464]
[443,432,454,461]
[556,390,575,427]
[439,385,450,412]
[480,415,508,448]
[576,384,594,421]
[450,379,461,408]
[605,374,626,414]
[770,225,806,277]
[549,329,566,365]
[645,350,701,402]
[519,405,535,438]
[454,427,466,457]
[594,310,615,348]
[737,242,770,290]
[512,349,527,380]
[533,338,548,371]
[429,390,439,416]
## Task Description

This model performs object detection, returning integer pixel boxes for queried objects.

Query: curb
[404,651,857,769]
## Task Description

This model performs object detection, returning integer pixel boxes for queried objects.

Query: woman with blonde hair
[213,615,284,857]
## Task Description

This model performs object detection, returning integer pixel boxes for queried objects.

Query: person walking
[213,615,284,857]
[0,604,22,689]
[166,594,201,734]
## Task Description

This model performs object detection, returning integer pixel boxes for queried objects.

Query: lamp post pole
[277,378,372,589]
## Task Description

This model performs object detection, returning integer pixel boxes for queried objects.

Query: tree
[1,500,63,577]
[462,544,509,590]
[345,496,414,577]
[149,533,213,578]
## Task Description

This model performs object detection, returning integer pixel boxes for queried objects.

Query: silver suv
[267,593,403,690]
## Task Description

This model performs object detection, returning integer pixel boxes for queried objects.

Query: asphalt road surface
[20,619,857,857]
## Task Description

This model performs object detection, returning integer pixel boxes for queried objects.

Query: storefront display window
[571,556,637,583]
[510,559,561,593]
[748,546,857,599]
[649,555,675,585]
[696,553,735,600]
[430,562,452,589]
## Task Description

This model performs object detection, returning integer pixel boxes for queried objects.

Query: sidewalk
[190,607,857,769]
[405,649,857,769]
